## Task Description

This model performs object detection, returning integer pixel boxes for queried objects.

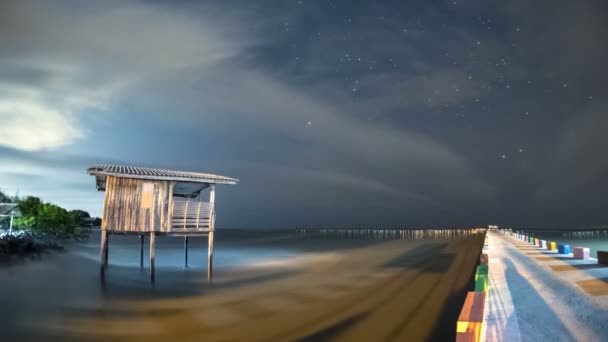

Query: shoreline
[0,233,64,264]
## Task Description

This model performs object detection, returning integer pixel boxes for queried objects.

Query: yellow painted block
[457,291,485,341]
[456,322,483,342]
[549,241,557,251]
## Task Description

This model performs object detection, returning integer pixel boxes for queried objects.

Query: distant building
[0,203,21,234]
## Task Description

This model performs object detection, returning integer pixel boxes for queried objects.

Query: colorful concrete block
[598,251,608,265]
[475,273,488,292]
[457,291,486,342]
[541,240,547,249]
[480,253,489,265]
[456,331,477,342]
[573,247,590,260]
[548,241,557,251]
[557,244,570,254]
[477,265,488,276]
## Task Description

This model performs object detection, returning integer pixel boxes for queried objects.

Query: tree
[18,196,43,217]
[93,217,102,226]
[68,209,91,228]
[0,188,12,203]
[36,203,73,237]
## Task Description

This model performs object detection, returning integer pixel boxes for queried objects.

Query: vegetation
[0,231,64,262]
[1,188,100,239]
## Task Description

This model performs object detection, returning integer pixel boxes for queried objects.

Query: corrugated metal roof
[0,203,19,216]
[87,164,238,185]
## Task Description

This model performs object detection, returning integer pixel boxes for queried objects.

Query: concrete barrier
[456,291,486,342]
[480,253,489,265]
[557,244,570,254]
[548,241,557,251]
[557,244,570,255]
[573,247,590,260]
[475,272,488,292]
[598,251,608,266]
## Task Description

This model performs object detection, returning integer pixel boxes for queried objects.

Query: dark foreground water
[0,229,482,341]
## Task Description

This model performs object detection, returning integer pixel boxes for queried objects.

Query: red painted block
[480,253,489,265]
[457,291,485,342]
[598,251,608,265]
[573,247,590,260]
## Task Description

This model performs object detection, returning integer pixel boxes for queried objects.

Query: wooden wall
[101,176,174,232]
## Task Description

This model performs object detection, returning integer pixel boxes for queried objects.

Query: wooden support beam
[105,233,110,265]
[140,235,144,269]
[208,184,215,282]
[150,231,156,283]
[100,230,108,279]
[208,231,214,282]
[184,236,189,268]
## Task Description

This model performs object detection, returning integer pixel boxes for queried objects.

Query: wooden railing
[171,198,214,232]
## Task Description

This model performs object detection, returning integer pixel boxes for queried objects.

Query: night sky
[1,0,608,228]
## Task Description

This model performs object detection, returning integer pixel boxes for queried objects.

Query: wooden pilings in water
[139,234,144,269]
[184,236,189,268]
[295,228,486,240]
[208,231,214,282]
[99,231,215,284]
[150,231,155,283]
[100,230,108,280]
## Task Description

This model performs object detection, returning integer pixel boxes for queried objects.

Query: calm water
[0,228,478,341]
[517,229,608,257]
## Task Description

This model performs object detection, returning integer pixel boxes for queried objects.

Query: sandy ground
[7,235,484,342]
[485,231,608,341]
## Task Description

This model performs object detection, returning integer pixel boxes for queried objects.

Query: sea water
[521,229,608,257]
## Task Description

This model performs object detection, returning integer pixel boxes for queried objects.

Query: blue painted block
[557,244,571,254]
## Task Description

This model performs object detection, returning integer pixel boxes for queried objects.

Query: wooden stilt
[150,231,156,283]
[184,236,189,268]
[105,232,110,266]
[208,231,214,282]
[140,235,144,269]
[100,230,107,279]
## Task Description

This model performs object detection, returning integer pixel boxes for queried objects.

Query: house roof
[87,164,239,188]
[0,203,19,216]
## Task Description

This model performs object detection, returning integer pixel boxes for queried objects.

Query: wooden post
[208,231,214,281]
[140,235,144,269]
[9,214,13,235]
[184,236,189,267]
[100,230,107,279]
[208,185,215,282]
[105,232,110,265]
[150,231,155,282]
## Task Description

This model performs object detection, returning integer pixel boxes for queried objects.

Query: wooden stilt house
[88,165,238,282]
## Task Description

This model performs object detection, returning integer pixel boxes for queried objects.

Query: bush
[10,196,91,239]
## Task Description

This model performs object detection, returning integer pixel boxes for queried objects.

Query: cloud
[0,0,501,224]
[0,0,254,152]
